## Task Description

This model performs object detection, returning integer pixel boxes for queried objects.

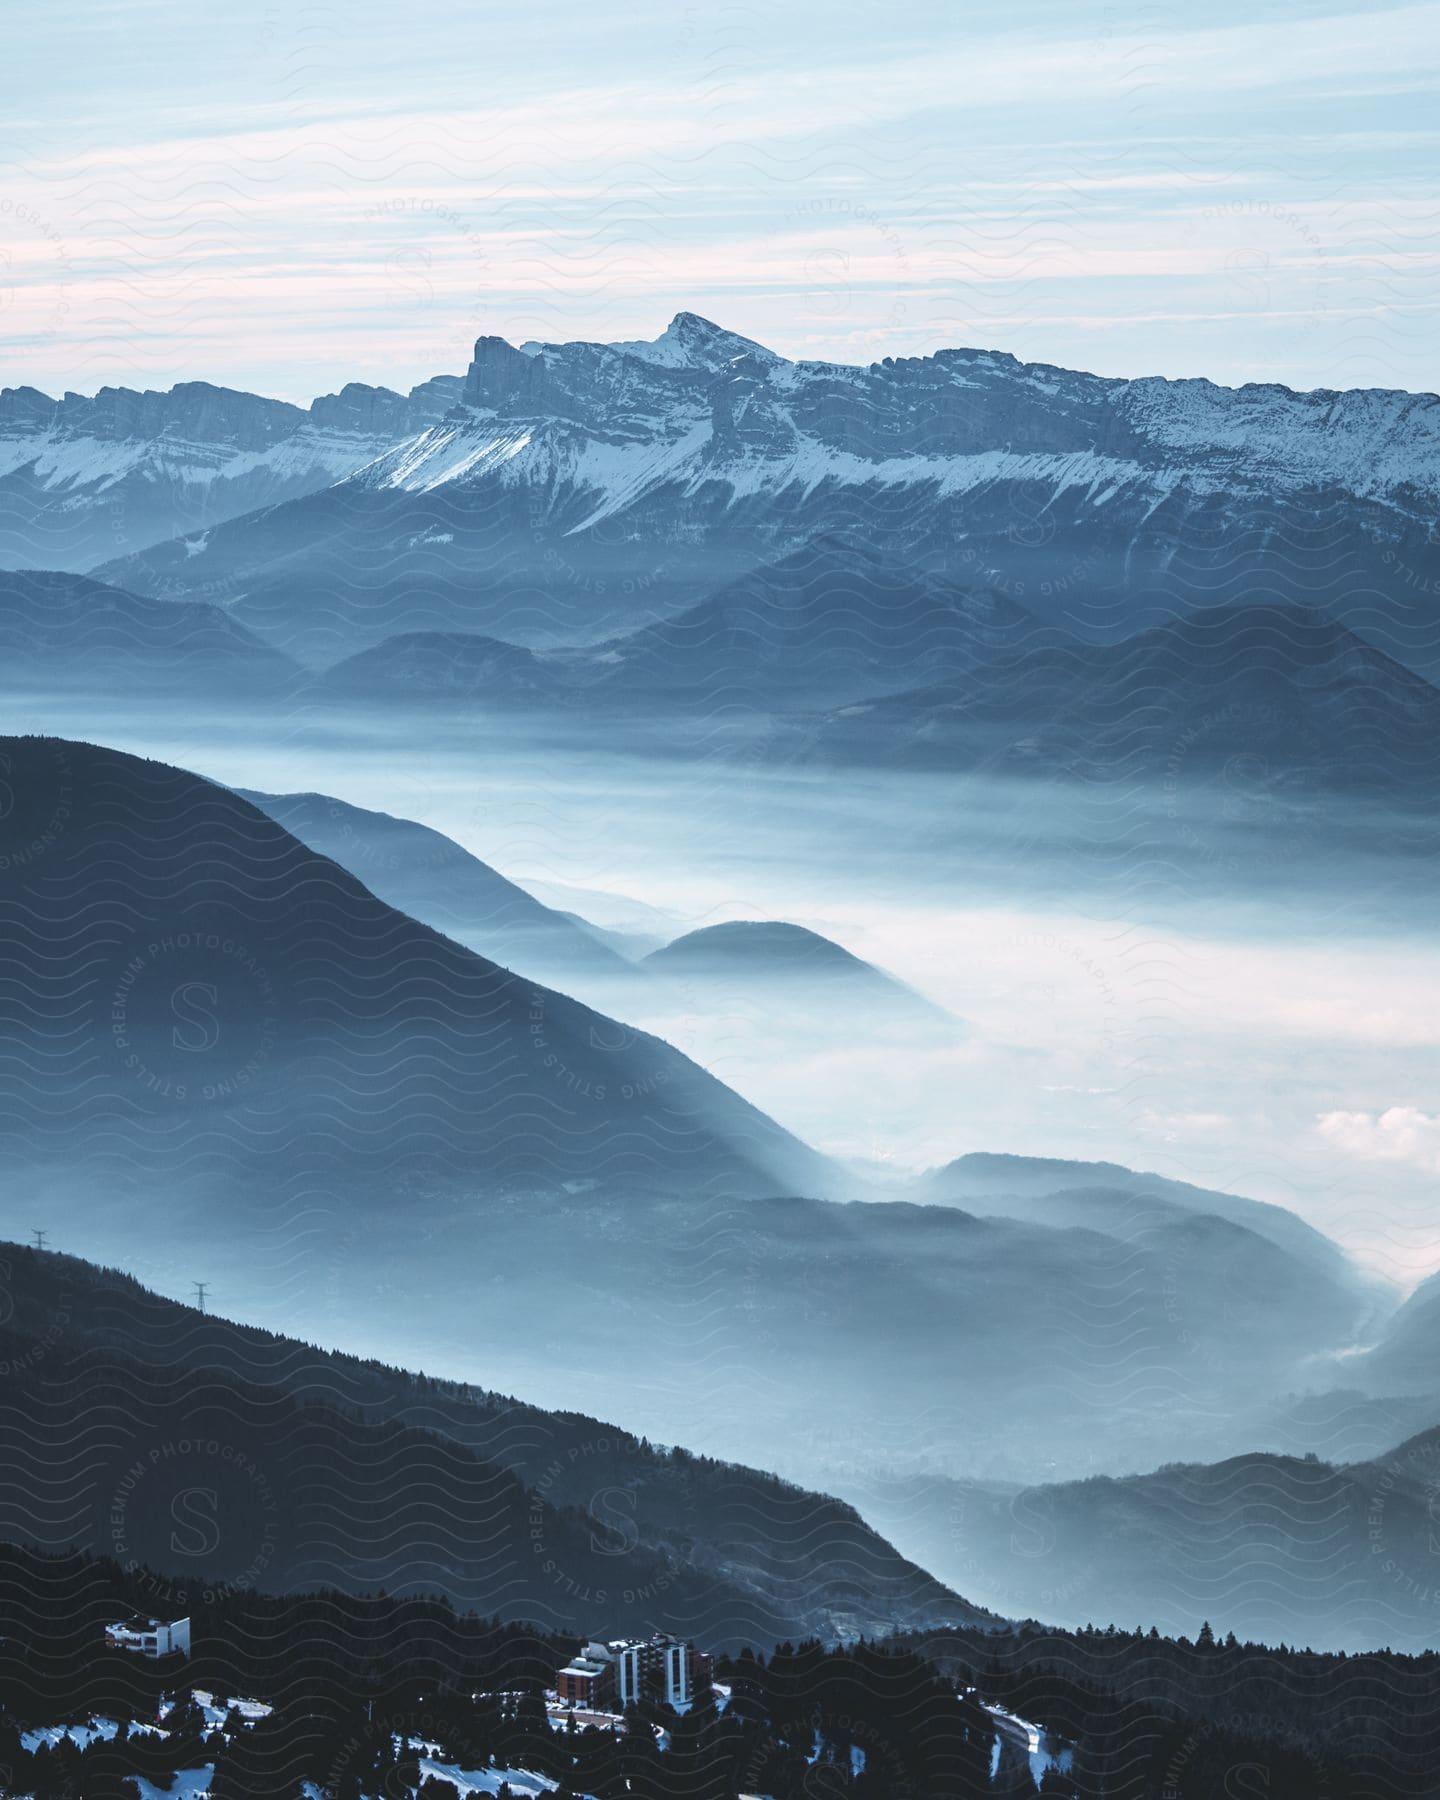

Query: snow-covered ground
[132,1769,213,1800]
[21,1716,165,1751]
[14,1691,273,1800]
[977,1695,1075,1786]
[414,1759,561,1797]
[310,1774,575,1800]
[10,1682,1067,1800]
[179,1688,272,1727]
[544,1697,623,1731]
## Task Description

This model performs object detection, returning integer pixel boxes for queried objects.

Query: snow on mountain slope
[98,314,1440,667]
[597,310,785,372]
[358,313,1440,505]
[1112,373,1440,497]
[350,323,1174,513]
[0,373,462,570]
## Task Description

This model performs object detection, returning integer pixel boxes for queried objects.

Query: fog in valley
[9,13,1440,1789]
[5,533,1439,1655]
[17,688,1437,1281]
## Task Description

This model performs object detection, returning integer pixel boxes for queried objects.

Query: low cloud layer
[1317,1105,1440,1174]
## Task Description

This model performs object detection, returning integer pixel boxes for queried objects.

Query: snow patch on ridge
[376,424,536,492]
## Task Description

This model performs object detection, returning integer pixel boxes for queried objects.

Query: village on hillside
[0,1606,1072,1799]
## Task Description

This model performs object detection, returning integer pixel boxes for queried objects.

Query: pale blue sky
[3,0,1438,399]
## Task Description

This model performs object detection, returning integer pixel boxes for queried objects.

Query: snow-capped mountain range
[0,371,462,569]
[379,310,1440,506]
[9,313,1440,668]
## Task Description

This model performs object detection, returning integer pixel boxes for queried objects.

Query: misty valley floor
[13,687,1437,1280]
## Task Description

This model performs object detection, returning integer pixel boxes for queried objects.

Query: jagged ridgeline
[0,316,1432,677]
[0,372,465,570]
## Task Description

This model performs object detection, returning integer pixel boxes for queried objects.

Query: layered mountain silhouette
[781,601,1440,797]
[92,317,1440,672]
[0,1240,989,1647]
[14,569,1438,818]
[853,1428,1440,1654]
[315,537,1040,725]
[0,373,462,570]
[0,569,301,696]
[237,787,638,990]
[1350,1271,1440,1395]
[645,921,957,1035]
[573,536,1035,708]
[191,1179,1390,1498]
[9,309,1440,1702]
[317,535,1037,713]
[0,734,823,1195]
[923,1153,1372,1298]
[320,630,570,705]
[0,731,1373,1490]
[0,739,1376,1493]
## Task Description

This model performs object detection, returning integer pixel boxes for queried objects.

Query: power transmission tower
[31,1229,47,1252]
[192,1282,208,1313]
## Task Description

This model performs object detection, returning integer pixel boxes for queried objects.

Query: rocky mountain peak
[649,310,781,370]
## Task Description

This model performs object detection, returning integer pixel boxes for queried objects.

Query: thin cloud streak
[3,0,1437,392]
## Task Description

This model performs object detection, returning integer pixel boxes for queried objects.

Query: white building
[611,1635,695,1708]
[554,1631,710,1712]
[104,1615,191,1659]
